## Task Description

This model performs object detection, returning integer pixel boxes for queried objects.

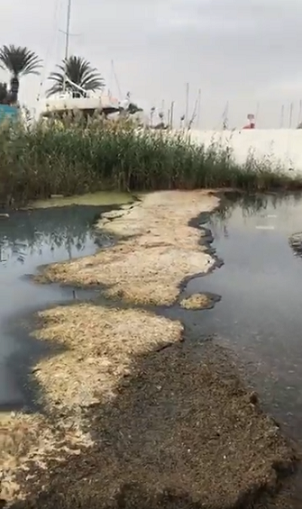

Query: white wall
[181,129,302,174]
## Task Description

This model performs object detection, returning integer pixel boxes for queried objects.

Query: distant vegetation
[0,45,105,103]
[0,45,41,104]
[0,115,301,207]
[0,44,301,206]
[47,56,104,97]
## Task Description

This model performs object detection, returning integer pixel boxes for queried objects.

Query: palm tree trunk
[9,75,19,104]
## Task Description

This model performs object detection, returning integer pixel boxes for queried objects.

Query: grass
[0,115,301,206]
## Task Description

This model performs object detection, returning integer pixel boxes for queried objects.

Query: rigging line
[37,0,61,99]
[108,60,114,96]
[112,60,123,99]
[255,102,260,123]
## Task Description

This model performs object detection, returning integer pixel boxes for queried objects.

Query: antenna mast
[196,88,201,128]
[63,0,72,92]
[185,83,189,128]
[222,101,229,130]
[280,104,284,128]
[289,102,293,128]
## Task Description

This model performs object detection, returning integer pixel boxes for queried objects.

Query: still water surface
[0,194,130,411]
[3,191,302,434]
[180,193,302,444]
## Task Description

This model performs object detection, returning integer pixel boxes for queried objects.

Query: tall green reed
[0,114,300,206]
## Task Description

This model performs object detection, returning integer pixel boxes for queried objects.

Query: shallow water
[175,193,302,446]
[0,197,125,412]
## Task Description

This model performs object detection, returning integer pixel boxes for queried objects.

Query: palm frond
[0,45,41,76]
[47,56,104,97]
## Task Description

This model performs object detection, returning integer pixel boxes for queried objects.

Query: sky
[1,0,302,128]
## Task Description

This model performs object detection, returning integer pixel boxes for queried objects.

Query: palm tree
[47,56,104,97]
[0,45,41,103]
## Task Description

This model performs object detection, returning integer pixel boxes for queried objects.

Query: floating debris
[255,225,275,230]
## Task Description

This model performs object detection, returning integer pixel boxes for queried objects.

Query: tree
[0,45,41,103]
[0,83,8,104]
[47,56,104,97]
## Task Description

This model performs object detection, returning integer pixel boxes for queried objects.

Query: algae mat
[28,191,134,209]
[1,191,299,508]
[6,340,298,509]
[0,308,181,504]
[40,191,218,305]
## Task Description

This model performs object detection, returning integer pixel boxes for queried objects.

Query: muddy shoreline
[1,191,299,508]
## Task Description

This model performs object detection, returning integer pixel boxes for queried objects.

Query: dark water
[173,193,302,447]
[0,204,116,412]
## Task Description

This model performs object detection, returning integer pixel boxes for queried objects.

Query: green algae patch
[28,191,134,209]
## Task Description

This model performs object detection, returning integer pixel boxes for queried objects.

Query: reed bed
[0,116,300,206]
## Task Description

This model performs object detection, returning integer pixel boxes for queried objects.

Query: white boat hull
[39,94,120,118]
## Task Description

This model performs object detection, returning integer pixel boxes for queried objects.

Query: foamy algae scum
[41,191,218,305]
[1,191,299,508]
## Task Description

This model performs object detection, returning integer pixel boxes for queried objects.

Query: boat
[37,0,121,121]
[38,80,148,125]
[38,88,121,120]
[37,0,149,126]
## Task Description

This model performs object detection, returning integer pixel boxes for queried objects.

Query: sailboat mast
[63,0,72,92]
[185,83,189,128]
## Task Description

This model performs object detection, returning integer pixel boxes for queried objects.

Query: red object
[243,122,255,129]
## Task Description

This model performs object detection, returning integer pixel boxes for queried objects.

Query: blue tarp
[0,104,19,122]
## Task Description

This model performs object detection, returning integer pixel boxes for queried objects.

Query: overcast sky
[1,0,302,128]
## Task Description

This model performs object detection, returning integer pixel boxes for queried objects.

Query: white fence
[179,129,302,174]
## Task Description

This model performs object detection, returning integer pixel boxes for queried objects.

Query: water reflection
[0,204,115,411]
[182,193,302,444]
[0,206,105,266]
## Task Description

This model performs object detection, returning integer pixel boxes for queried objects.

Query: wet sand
[1,191,299,508]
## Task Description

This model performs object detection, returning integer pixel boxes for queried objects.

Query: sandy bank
[40,191,218,305]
